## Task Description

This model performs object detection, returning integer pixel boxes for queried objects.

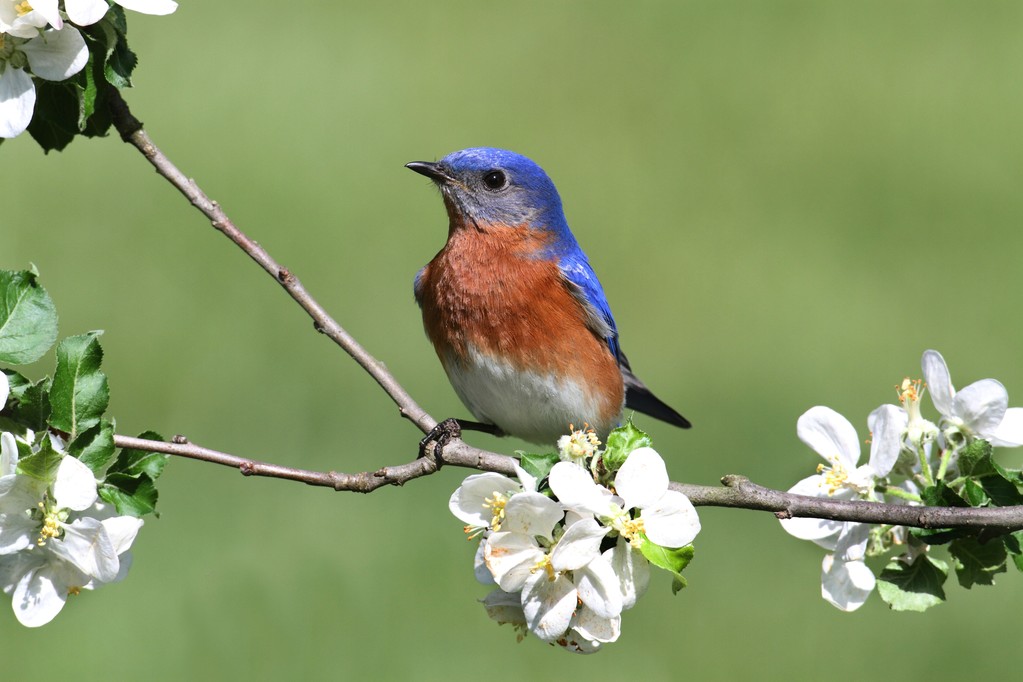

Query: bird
[406,147,690,445]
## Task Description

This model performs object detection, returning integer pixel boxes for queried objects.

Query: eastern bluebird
[406,147,690,445]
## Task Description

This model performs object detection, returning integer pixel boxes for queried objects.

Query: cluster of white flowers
[0,0,176,138]
[450,432,700,653]
[780,349,1023,611]
[0,372,143,626]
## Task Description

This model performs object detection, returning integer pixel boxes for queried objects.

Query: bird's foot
[419,418,463,460]
[418,418,504,460]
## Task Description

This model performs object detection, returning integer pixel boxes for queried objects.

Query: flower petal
[641,490,701,548]
[0,67,36,139]
[574,555,623,619]
[868,404,905,477]
[548,461,614,517]
[53,455,98,511]
[797,406,861,468]
[614,447,669,510]
[1,432,19,477]
[605,541,650,610]
[550,518,607,572]
[481,588,525,626]
[922,350,954,417]
[116,0,179,15]
[778,476,845,542]
[12,562,67,627]
[991,407,1023,447]
[522,569,576,642]
[821,555,875,612]
[571,606,621,645]
[100,516,143,555]
[0,371,8,409]
[0,476,39,555]
[20,27,88,81]
[48,517,118,582]
[64,0,110,25]
[448,472,520,527]
[500,492,563,539]
[474,539,496,585]
[953,379,1007,437]
[484,532,544,593]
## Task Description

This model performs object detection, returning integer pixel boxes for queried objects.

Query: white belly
[444,344,623,445]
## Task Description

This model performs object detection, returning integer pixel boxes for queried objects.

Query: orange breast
[416,224,624,425]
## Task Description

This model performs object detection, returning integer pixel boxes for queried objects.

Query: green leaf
[99,473,158,517]
[516,451,559,483]
[950,536,1007,588]
[9,377,51,432]
[49,332,109,439]
[877,555,948,611]
[962,478,989,507]
[16,434,64,483]
[639,536,694,594]
[27,79,82,152]
[70,419,116,476]
[911,482,969,544]
[603,418,653,472]
[958,440,994,477]
[108,430,169,481]
[0,270,59,364]
[1009,532,1023,572]
[2,369,31,401]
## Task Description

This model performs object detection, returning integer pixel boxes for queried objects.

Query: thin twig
[104,88,1023,533]
[106,86,435,436]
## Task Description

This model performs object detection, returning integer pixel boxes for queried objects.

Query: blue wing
[559,250,692,429]
[558,251,622,362]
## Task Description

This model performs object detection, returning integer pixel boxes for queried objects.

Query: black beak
[405,161,453,184]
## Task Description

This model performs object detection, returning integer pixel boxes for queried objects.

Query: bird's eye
[482,170,507,191]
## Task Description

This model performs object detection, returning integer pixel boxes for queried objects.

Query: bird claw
[419,418,463,460]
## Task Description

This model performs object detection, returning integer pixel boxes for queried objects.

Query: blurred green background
[5,1,1023,678]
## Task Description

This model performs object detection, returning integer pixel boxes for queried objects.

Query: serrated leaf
[2,369,31,401]
[0,270,59,364]
[49,332,109,439]
[911,482,970,544]
[8,376,51,431]
[950,536,1007,588]
[982,461,1023,506]
[639,535,694,594]
[962,478,989,507]
[956,441,1023,506]
[877,555,947,612]
[603,418,653,472]
[27,79,81,152]
[15,434,63,482]
[99,473,158,517]
[108,430,168,481]
[78,50,98,128]
[70,419,116,476]
[516,451,559,483]
[958,440,994,477]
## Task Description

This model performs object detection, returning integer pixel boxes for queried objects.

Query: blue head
[406,148,576,247]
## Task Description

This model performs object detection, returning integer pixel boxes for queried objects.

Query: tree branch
[104,88,1023,534]
[105,86,436,436]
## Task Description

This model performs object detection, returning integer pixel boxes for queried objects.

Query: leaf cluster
[877,441,1023,611]
[26,8,137,152]
[0,268,166,516]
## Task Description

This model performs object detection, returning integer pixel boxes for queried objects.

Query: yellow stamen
[15,1,33,17]
[483,490,509,531]
[817,456,849,495]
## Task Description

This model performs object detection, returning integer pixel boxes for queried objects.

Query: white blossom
[0,26,87,138]
[923,349,1023,448]
[0,452,142,626]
